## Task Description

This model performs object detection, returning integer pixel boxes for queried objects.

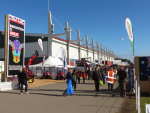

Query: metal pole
[4,15,8,82]
[138,86,140,113]
[136,80,138,110]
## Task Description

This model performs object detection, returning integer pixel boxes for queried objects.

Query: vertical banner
[73,60,76,68]
[60,47,67,70]
[98,55,100,65]
[125,18,134,56]
[38,38,43,52]
[7,14,25,77]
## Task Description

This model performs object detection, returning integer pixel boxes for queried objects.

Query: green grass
[135,97,150,113]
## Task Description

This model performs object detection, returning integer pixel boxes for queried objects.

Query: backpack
[73,74,76,80]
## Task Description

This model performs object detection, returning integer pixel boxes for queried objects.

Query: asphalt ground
[0,79,124,113]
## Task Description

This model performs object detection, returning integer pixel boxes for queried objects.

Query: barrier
[0,81,18,91]
[146,104,150,113]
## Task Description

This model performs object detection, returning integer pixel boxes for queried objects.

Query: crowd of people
[18,65,135,98]
[63,65,135,98]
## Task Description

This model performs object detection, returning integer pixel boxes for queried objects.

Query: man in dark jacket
[117,66,127,97]
[86,68,91,80]
[72,70,78,91]
[93,68,102,92]
[18,68,28,95]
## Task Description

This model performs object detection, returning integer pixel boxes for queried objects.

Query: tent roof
[29,56,62,67]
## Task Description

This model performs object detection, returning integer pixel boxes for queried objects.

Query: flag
[125,18,134,56]
[139,57,150,81]
[60,47,67,70]
[38,38,43,52]
[98,55,100,65]
[73,60,76,68]
[42,54,46,68]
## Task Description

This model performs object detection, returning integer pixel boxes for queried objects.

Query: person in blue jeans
[102,70,106,84]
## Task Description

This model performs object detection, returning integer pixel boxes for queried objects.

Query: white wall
[70,44,79,60]
[88,51,93,61]
[52,39,67,58]
[81,49,87,58]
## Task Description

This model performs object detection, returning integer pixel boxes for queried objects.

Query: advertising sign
[125,18,134,56]
[7,14,25,76]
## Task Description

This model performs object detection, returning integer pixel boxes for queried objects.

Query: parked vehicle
[43,71,52,79]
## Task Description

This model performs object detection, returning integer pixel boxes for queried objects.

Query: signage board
[7,14,25,76]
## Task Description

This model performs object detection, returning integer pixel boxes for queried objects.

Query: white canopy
[29,56,74,68]
[29,56,63,68]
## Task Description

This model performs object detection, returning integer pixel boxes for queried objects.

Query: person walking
[93,68,102,92]
[63,68,74,96]
[77,69,81,84]
[17,69,22,89]
[72,69,78,91]
[82,70,86,84]
[18,68,29,95]
[86,67,91,80]
[102,70,106,84]
[118,66,127,97]
[106,67,115,91]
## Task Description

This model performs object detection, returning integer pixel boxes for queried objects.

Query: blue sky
[0,0,150,61]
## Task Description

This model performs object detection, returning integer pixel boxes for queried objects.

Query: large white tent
[29,56,63,68]
[29,56,74,78]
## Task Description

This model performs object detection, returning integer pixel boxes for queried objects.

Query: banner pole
[4,15,8,82]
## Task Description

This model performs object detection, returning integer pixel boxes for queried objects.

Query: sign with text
[7,14,25,76]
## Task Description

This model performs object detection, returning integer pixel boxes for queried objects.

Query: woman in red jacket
[82,70,86,84]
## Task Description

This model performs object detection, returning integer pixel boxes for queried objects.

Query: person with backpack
[72,70,78,91]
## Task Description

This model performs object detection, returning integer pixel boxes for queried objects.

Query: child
[102,70,106,84]
[82,70,86,84]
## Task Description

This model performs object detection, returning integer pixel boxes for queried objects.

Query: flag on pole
[73,60,76,68]
[38,38,43,52]
[98,55,100,65]
[60,47,67,70]
[125,18,134,56]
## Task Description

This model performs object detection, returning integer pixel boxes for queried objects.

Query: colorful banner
[38,38,43,52]
[8,14,25,76]
[60,47,67,70]
[73,60,76,68]
[125,18,134,56]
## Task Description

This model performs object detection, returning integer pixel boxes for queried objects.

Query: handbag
[100,80,103,86]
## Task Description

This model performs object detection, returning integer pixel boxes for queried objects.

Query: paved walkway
[0,80,124,113]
